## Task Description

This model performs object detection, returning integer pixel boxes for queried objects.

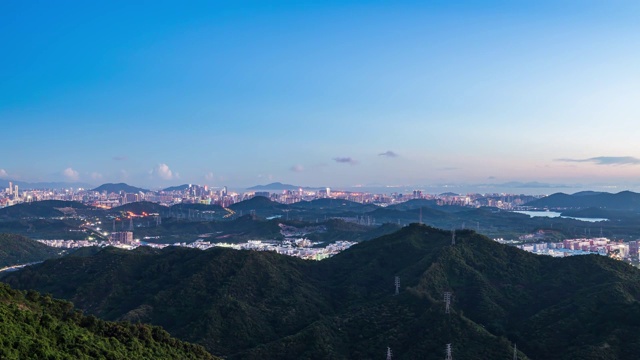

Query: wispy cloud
[0,169,7,178]
[151,163,175,180]
[555,156,640,165]
[63,167,80,181]
[205,172,215,181]
[333,157,358,165]
[113,156,128,161]
[91,172,103,180]
[290,164,304,172]
[378,150,398,158]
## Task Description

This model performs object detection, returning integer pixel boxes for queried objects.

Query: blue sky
[2,0,640,189]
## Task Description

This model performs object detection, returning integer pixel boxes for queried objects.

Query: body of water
[513,210,608,223]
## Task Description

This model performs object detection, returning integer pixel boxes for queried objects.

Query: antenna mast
[386,347,393,360]
[451,229,456,246]
[394,276,400,296]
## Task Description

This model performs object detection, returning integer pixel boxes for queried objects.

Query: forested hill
[0,234,62,268]
[5,224,640,359]
[0,282,217,359]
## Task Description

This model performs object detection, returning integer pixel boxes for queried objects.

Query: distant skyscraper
[8,181,13,195]
[326,187,331,197]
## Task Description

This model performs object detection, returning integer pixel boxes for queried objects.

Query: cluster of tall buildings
[517,237,638,261]
[0,180,544,211]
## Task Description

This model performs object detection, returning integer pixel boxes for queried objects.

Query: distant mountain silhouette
[525,190,640,211]
[162,184,191,192]
[92,183,150,193]
[0,179,93,190]
[247,182,316,191]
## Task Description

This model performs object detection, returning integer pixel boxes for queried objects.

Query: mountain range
[246,182,318,191]
[92,183,150,193]
[5,224,640,359]
[525,190,640,211]
[0,179,93,190]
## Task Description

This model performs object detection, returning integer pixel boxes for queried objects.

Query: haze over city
[2,1,640,192]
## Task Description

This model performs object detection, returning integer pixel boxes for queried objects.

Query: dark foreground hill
[6,225,640,359]
[0,282,216,359]
[0,234,62,267]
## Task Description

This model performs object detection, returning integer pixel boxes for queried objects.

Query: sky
[2,0,640,191]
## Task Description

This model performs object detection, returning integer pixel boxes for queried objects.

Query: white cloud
[63,167,80,181]
[91,172,103,180]
[205,172,215,181]
[555,156,640,166]
[0,169,7,178]
[152,163,174,180]
[290,164,304,172]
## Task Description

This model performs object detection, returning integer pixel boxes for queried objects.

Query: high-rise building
[8,182,13,196]
[109,231,134,245]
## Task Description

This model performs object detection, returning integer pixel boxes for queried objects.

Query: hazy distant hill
[0,282,216,359]
[0,234,61,267]
[247,182,314,191]
[162,184,191,192]
[525,190,640,211]
[93,183,150,193]
[8,224,640,359]
[0,179,93,190]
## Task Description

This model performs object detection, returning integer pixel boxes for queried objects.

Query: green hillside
[0,201,89,219]
[0,282,216,359]
[6,224,640,359]
[0,234,62,268]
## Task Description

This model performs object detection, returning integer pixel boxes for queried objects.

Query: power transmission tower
[394,276,400,295]
[513,343,517,360]
[386,347,393,360]
[419,207,423,224]
[451,229,456,246]
[445,343,453,360]
[444,292,452,314]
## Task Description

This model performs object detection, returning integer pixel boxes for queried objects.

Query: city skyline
[2,1,640,189]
